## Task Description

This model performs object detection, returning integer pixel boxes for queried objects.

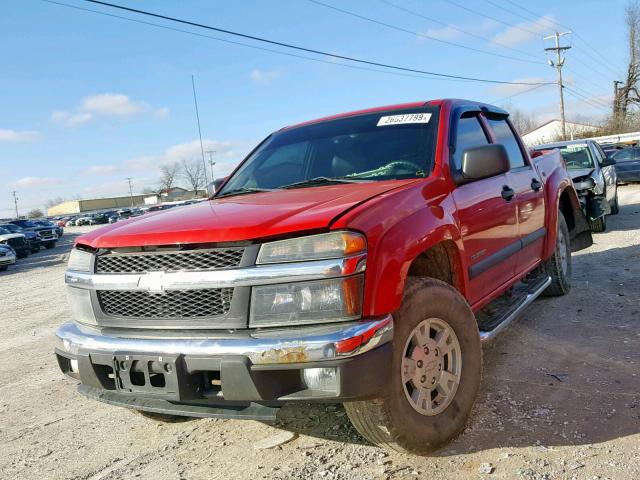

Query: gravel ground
[1,185,639,480]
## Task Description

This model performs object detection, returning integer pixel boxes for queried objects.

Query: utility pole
[12,191,19,218]
[205,150,216,182]
[191,75,209,186]
[544,31,572,140]
[126,177,134,207]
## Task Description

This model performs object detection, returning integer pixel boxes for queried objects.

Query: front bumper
[0,253,16,266]
[55,317,393,420]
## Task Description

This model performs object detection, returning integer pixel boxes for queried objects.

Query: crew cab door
[450,111,519,306]
[484,116,546,277]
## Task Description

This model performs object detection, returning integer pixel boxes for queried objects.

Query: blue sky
[1,0,628,215]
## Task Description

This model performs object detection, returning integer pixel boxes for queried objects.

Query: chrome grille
[95,248,245,273]
[97,288,233,319]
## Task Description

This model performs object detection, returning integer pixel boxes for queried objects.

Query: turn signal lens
[257,231,366,264]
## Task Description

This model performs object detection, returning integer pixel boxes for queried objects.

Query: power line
[490,83,551,105]
[501,0,616,68]
[58,0,552,86]
[42,0,487,85]
[306,0,544,65]
[564,86,611,111]
[380,0,541,61]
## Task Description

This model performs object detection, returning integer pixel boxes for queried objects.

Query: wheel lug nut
[420,375,426,383]
[423,347,429,354]
[431,377,436,384]
[417,360,423,368]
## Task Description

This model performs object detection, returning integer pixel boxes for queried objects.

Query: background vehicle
[0,244,17,271]
[534,139,618,232]
[34,220,63,238]
[0,227,30,258]
[612,147,640,182]
[0,223,41,253]
[10,219,58,249]
[56,100,592,455]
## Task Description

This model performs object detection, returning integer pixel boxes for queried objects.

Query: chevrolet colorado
[56,99,592,454]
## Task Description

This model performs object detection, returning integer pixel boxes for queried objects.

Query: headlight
[68,248,93,272]
[66,287,98,326]
[250,275,364,327]
[257,231,366,264]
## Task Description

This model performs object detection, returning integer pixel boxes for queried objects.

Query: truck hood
[569,167,594,181]
[77,180,415,249]
[0,233,24,242]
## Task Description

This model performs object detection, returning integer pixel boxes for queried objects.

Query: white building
[522,119,599,146]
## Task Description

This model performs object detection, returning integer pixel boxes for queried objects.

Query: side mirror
[459,144,510,182]
[601,157,616,167]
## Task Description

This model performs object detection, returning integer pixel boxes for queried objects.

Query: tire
[135,410,196,423]
[31,248,39,254]
[16,250,29,259]
[589,214,606,233]
[610,192,619,215]
[0,265,7,272]
[344,278,482,455]
[45,242,56,250]
[542,211,572,296]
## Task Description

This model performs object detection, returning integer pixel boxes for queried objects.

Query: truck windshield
[218,107,439,196]
[558,144,595,170]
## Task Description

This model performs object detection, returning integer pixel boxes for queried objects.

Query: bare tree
[158,162,180,192]
[509,108,538,136]
[617,1,640,120]
[27,208,44,218]
[45,196,66,208]
[180,159,205,196]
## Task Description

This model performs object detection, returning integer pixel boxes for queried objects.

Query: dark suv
[0,223,41,253]
[10,219,58,249]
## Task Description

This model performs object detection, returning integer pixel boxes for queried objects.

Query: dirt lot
[1,186,639,480]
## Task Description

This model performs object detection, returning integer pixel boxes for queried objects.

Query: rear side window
[613,149,636,162]
[486,118,527,169]
[453,115,489,170]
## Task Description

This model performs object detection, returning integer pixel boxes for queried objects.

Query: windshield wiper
[281,176,368,189]
[215,187,274,199]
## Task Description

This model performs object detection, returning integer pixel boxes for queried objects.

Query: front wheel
[44,242,56,250]
[0,265,7,272]
[344,278,481,455]
[610,192,619,215]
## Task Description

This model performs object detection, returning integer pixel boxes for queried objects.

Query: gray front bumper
[54,317,393,417]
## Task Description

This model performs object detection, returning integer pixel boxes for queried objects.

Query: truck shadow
[274,240,640,454]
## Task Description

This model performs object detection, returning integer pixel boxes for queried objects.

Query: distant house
[522,119,599,146]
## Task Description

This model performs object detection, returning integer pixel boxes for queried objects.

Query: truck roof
[282,98,507,130]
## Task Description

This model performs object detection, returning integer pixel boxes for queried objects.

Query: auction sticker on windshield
[377,113,432,126]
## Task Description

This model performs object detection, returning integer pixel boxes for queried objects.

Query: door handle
[501,185,515,201]
[531,178,542,191]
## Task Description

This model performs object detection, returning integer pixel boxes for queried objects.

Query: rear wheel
[589,214,606,233]
[543,211,571,296]
[45,242,56,250]
[344,278,481,455]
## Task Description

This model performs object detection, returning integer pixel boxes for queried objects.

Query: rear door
[613,148,640,182]
[451,111,519,306]
[484,117,546,277]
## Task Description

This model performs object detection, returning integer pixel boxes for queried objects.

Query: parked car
[55,99,592,455]
[0,223,41,253]
[534,139,618,232]
[0,227,30,258]
[34,220,63,238]
[10,219,58,249]
[612,147,640,183]
[89,213,110,225]
[0,244,16,271]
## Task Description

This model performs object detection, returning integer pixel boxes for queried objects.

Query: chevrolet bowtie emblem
[138,271,167,293]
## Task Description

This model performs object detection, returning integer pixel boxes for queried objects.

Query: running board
[479,276,552,343]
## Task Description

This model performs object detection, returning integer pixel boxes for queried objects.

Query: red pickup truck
[56,99,592,454]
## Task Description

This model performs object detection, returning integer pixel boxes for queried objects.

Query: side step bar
[479,276,552,343]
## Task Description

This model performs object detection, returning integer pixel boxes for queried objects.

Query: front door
[484,117,546,276]
[450,112,519,306]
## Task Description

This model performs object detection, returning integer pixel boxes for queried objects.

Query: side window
[613,149,634,162]
[453,115,490,170]
[486,118,527,169]
[591,144,604,164]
